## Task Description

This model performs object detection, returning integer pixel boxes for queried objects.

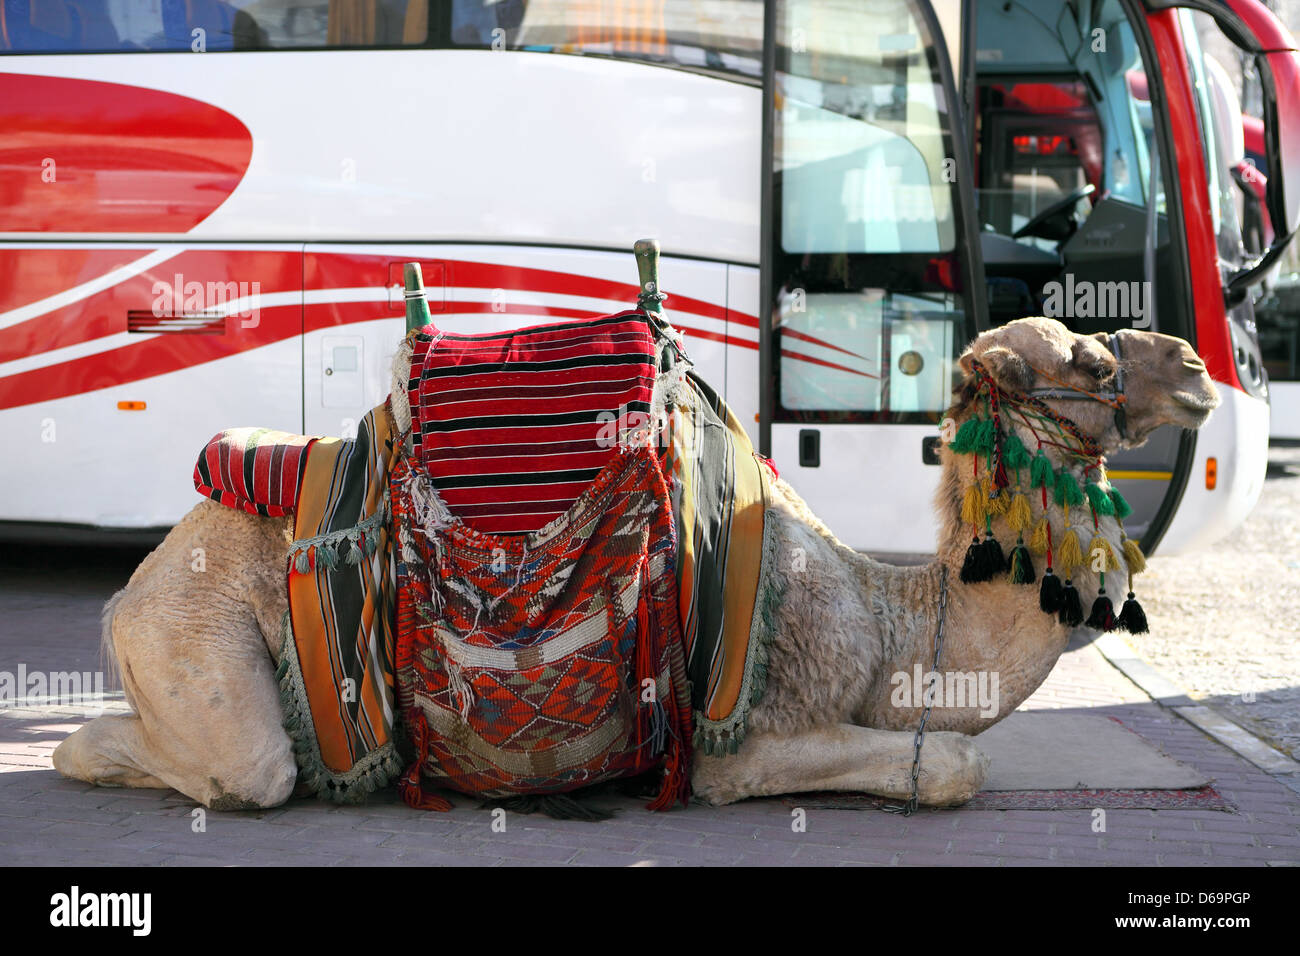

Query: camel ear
[979,346,1035,393]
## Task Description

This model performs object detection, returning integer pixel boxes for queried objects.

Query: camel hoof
[916,732,989,807]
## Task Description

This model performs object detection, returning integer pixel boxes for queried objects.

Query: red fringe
[398,714,452,812]
[633,561,655,769]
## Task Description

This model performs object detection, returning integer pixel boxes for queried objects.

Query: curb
[1091,631,1300,778]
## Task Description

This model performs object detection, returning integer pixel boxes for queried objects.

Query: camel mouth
[1170,390,1220,413]
[1169,388,1220,429]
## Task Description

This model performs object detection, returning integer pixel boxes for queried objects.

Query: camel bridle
[1023,331,1129,441]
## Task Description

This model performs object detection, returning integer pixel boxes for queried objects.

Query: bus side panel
[1157,386,1269,554]
[0,53,759,265]
[302,245,729,437]
[0,245,302,528]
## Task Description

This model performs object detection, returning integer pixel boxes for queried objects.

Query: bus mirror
[1225,47,1300,308]
[1263,49,1300,239]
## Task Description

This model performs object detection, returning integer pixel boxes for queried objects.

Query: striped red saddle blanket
[407,310,656,533]
[193,427,316,517]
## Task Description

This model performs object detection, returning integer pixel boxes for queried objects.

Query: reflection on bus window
[777,289,958,414]
[778,3,955,254]
[771,0,969,422]
[0,0,428,52]
[450,0,763,80]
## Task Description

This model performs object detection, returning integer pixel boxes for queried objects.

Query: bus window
[0,0,429,52]
[770,0,973,422]
[448,0,762,81]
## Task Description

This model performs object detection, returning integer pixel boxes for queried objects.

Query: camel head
[954,317,1220,454]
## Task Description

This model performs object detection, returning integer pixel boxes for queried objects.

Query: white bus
[1,0,1296,556]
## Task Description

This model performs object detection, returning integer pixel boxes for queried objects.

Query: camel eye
[1083,361,1113,383]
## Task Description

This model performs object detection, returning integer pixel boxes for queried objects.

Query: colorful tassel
[949,418,982,453]
[1109,487,1133,519]
[974,418,998,455]
[1085,482,1115,516]
[960,536,988,583]
[986,488,1010,516]
[1087,535,1121,572]
[1002,432,1032,470]
[1008,544,1035,584]
[1116,592,1149,634]
[1058,581,1084,626]
[1085,588,1117,631]
[1121,537,1146,576]
[1053,469,1084,507]
[1039,571,1064,612]
[980,533,1007,575]
[1057,528,1083,576]
[1007,493,1033,533]
[961,484,986,528]
[1030,449,1055,490]
[294,550,311,575]
[1028,517,1050,555]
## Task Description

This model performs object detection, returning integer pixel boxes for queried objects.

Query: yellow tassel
[1007,493,1033,533]
[1122,536,1147,576]
[961,484,986,528]
[1057,528,1083,576]
[1088,535,1121,572]
[983,477,1010,516]
[1029,517,1050,555]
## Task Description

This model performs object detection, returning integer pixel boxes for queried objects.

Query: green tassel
[949,418,982,453]
[293,550,311,575]
[1053,469,1084,507]
[1085,482,1115,516]
[318,544,338,570]
[1002,432,1031,470]
[974,419,998,455]
[1109,486,1133,519]
[1030,450,1055,490]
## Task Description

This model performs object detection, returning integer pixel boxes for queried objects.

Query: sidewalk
[2,622,1298,866]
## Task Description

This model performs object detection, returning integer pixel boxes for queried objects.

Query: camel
[53,316,1220,810]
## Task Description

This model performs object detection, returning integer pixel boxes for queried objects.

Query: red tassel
[398,714,452,812]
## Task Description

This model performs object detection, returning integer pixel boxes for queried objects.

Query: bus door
[970,0,1297,554]
[758,0,986,556]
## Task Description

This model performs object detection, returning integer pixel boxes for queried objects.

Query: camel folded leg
[690,724,989,807]
[53,502,297,810]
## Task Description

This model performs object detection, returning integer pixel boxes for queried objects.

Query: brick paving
[1,549,1298,866]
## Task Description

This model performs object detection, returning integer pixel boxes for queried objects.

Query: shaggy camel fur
[54,318,1220,809]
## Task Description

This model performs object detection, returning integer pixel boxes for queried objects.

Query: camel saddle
[259,308,782,805]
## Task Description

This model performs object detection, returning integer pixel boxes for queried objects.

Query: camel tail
[99,588,127,698]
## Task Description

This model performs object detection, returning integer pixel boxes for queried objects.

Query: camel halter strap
[1023,332,1129,440]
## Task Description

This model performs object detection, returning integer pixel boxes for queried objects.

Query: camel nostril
[1183,358,1206,371]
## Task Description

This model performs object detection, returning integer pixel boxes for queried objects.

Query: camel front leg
[691,724,989,807]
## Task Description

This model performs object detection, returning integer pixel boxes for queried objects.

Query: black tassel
[1058,580,1084,627]
[960,536,985,583]
[1116,592,1149,634]
[980,533,1007,576]
[1039,571,1064,613]
[1085,589,1116,631]
[1008,544,1035,585]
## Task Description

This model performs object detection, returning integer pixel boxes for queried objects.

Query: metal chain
[884,564,949,816]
